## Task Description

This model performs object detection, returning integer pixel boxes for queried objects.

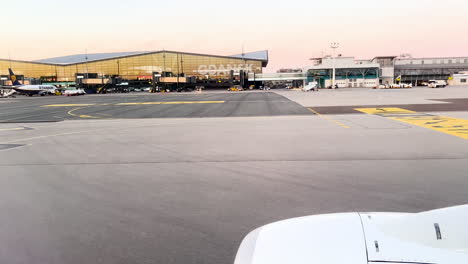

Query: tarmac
[0,92,310,122]
[0,87,468,264]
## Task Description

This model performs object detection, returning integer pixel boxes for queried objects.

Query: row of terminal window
[409,59,468,65]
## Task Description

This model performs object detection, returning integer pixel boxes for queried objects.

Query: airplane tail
[8,68,22,86]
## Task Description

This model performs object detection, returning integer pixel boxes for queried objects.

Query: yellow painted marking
[67,108,82,118]
[0,127,25,131]
[354,108,416,115]
[42,104,95,107]
[116,101,225,105]
[308,108,350,128]
[391,116,468,139]
[67,108,101,119]
[79,115,99,119]
[355,108,468,139]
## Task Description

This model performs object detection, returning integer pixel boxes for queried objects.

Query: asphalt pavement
[0,92,310,122]
[1,90,468,264]
[308,98,468,114]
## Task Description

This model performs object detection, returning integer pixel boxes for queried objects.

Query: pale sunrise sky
[1,0,467,71]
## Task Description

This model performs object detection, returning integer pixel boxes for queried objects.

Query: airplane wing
[235,205,468,264]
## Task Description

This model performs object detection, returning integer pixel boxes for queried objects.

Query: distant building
[305,56,380,88]
[449,72,468,86]
[394,57,468,85]
[371,56,396,85]
[305,55,468,87]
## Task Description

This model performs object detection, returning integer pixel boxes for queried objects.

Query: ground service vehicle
[302,81,318,92]
[64,89,86,96]
[428,80,447,88]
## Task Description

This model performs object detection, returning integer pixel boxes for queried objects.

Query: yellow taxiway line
[116,101,225,105]
[308,108,350,128]
[41,101,225,119]
[42,104,96,107]
[355,107,468,139]
[67,108,101,119]
[42,101,225,107]
[0,127,27,132]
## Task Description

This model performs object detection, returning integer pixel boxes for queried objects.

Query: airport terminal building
[0,50,268,85]
[394,56,468,84]
[305,57,380,88]
[304,55,468,88]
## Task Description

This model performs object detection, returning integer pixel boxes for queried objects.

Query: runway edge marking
[354,107,468,139]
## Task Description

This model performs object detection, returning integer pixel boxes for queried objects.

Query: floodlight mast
[330,42,340,89]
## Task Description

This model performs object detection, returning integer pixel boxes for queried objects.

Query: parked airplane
[1,68,56,96]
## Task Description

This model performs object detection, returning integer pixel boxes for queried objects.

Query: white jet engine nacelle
[234,205,468,264]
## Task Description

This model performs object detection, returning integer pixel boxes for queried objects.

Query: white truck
[428,80,447,88]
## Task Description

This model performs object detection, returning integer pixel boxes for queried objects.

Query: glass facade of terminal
[0,51,265,82]
[307,67,379,88]
[308,68,379,80]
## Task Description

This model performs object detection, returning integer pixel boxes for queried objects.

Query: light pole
[116,60,120,76]
[163,51,166,73]
[330,42,339,89]
[176,53,180,91]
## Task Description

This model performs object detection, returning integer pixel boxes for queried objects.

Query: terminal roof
[35,51,151,64]
[33,50,269,66]
[230,50,269,61]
